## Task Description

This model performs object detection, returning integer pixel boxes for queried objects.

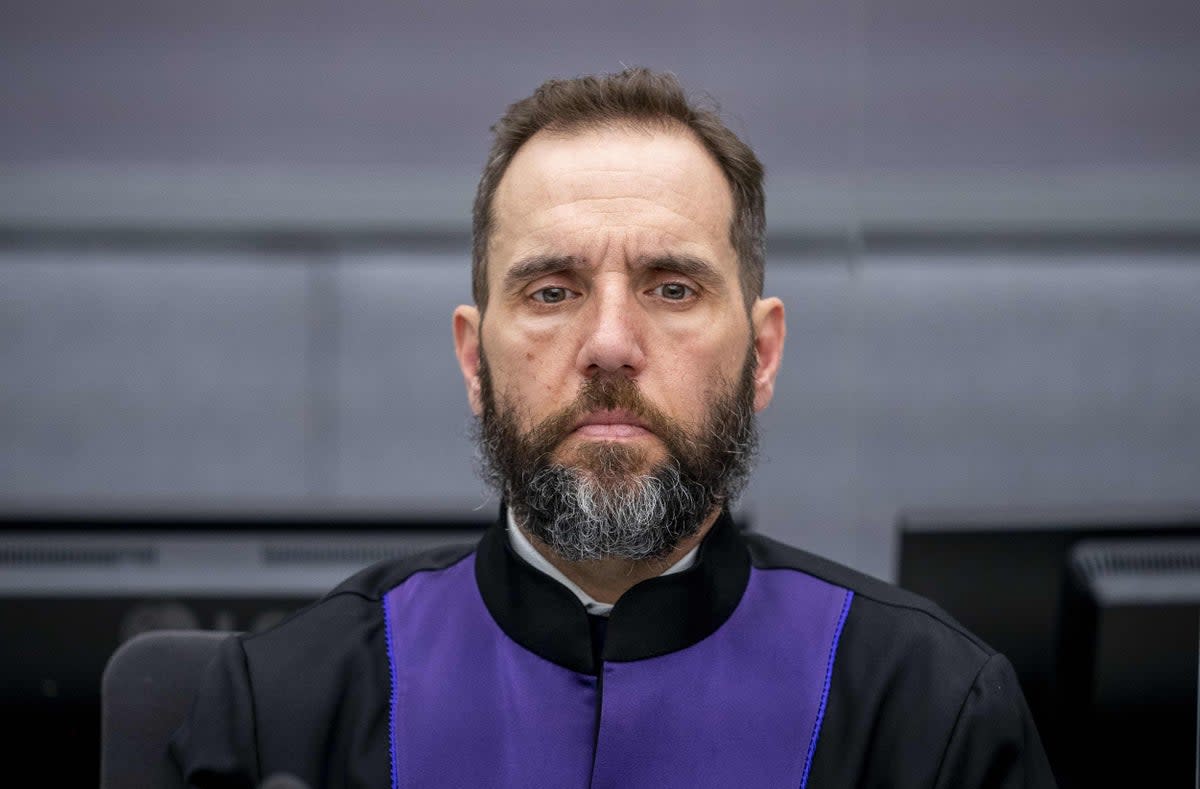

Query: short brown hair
[471,68,765,310]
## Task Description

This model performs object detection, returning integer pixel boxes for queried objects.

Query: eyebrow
[503,255,587,292]
[501,252,726,293]
[636,254,724,288]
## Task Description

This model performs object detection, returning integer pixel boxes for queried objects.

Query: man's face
[454,125,785,558]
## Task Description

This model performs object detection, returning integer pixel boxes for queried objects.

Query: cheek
[658,319,749,400]
[656,313,747,365]
[646,341,737,419]
[488,335,576,409]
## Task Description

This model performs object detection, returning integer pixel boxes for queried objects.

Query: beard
[475,346,759,562]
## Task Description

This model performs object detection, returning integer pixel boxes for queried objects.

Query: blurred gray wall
[2,0,1198,579]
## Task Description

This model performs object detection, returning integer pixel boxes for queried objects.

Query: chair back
[100,629,234,789]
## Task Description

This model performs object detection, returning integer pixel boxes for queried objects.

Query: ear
[749,296,786,412]
[452,305,483,416]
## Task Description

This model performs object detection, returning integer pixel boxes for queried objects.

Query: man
[173,69,1056,788]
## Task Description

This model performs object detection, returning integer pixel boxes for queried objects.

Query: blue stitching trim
[800,589,854,789]
[382,594,400,789]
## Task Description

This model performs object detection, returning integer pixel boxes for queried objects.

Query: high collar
[505,508,701,617]
[474,508,751,675]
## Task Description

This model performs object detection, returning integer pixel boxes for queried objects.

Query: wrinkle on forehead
[488,127,736,270]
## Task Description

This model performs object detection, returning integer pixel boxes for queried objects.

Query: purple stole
[383,554,852,788]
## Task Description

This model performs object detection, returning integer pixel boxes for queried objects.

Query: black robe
[172,511,1056,788]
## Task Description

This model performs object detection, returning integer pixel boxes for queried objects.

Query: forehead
[488,125,736,272]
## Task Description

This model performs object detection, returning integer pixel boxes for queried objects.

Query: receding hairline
[483,118,740,283]
[471,68,766,313]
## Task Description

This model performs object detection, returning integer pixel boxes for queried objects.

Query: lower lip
[573,424,652,439]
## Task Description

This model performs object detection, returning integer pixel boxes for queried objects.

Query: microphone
[259,774,311,789]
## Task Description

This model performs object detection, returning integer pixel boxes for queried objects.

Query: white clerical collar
[506,509,700,617]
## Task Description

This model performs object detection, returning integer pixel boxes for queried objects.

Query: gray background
[2,0,1198,579]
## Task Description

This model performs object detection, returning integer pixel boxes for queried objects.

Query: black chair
[100,630,234,789]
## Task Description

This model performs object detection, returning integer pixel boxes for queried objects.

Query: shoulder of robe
[743,530,993,661]
[173,537,487,789]
[745,532,1048,788]
[236,540,479,665]
[325,540,480,601]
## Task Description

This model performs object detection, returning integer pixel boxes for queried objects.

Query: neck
[521,508,722,604]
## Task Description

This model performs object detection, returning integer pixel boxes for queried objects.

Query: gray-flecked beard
[475,347,758,562]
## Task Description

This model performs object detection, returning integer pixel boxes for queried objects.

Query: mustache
[524,375,690,459]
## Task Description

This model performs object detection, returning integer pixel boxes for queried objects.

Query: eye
[530,286,576,304]
[652,282,696,301]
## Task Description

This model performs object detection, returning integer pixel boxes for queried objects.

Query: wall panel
[0,254,312,505]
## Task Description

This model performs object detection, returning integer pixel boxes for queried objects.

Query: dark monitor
[0,513,487,786]
[896,506,1200,786]
[1057,538,1200,788]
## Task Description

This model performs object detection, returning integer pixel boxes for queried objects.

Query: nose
[575,281,646,378]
